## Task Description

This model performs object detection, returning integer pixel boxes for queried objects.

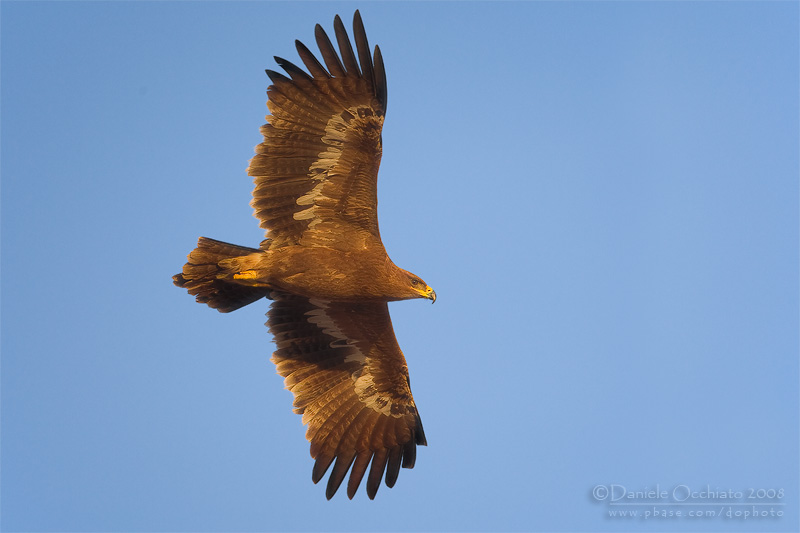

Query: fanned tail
[173,237,272,312]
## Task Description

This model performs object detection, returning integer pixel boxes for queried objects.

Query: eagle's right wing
[248,11,388,251]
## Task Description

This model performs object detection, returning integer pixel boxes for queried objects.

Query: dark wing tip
[366,449,389,499]
[384,447,403,488]
[401,439,417,469]
[352,10,375,87]
[414,408,427,446]
[274,55,313,83]
[373,44,387,112]
[333,12,360,77]
[325,453,356,499]
[315,21,346,78]
[312,453,334,485]
[282,11,387,111]
[295,39,329,79]
[265,68,292,86]
[346,452,371,499]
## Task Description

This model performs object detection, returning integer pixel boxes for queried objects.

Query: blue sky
[2,1,798,531]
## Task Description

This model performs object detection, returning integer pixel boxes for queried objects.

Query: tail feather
[174,237,272,313]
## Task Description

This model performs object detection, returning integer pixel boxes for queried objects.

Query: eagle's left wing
[268,292,426,499]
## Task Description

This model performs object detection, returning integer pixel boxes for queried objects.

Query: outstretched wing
[268,292,426,499]
[249,11,388,250]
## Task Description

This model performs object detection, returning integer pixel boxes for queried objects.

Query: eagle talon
[233,270,258,280]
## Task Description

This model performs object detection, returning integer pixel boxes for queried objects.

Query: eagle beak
[426,287,436,303]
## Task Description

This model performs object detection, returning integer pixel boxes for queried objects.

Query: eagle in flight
[174,11,434,500]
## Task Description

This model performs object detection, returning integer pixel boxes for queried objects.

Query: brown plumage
[173,11,434,499]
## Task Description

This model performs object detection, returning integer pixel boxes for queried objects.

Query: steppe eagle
[174,10,434,500]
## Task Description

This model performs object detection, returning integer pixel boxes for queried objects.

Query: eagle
[173,11,434,500]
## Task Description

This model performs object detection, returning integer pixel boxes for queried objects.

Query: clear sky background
[2,1,798,532]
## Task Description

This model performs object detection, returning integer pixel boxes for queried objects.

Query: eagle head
[407,274,436,303]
